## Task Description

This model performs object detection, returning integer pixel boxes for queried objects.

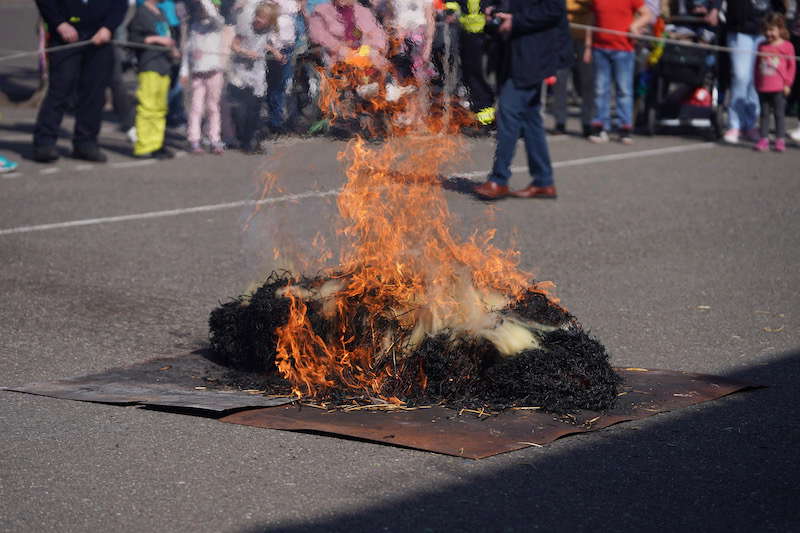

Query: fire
[271,55,558,402]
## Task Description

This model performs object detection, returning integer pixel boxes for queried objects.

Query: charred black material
[510,289,574,327]
[209,274,621,413]
[208,272,293,372]
[477,328,622,412]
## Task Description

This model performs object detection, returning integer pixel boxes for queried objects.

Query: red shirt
[755,40,797,93]
[591,0,644,52]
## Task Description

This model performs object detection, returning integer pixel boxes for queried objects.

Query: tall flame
[273,57,554,401]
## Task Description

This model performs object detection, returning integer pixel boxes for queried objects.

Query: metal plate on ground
[1,354,757,457]
[220,368,757,458]
[0,352,294,413]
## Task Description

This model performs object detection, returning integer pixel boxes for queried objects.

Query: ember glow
[271,61,558,401]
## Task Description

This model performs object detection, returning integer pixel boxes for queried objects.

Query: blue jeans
[591,48,635,131]
[267,47,295,132]
[489,79,554,187]
[727,32,763,131]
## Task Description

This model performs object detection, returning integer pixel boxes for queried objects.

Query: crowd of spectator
[1,0,798,174]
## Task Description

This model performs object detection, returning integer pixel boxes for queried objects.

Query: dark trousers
[266,48,295,132]
[759,91,786,139]
[459,31,494,111]
[33,42,114,149]
[552,39,594,130]
[490,80,553,187]
[228,84,262,149]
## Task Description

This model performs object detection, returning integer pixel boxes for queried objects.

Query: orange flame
[272,57,555,401]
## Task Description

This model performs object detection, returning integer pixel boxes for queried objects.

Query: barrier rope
[0,23,797,64]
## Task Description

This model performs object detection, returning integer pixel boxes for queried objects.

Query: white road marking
[457,142,714,179]
[0,142,716,237]
[0,190,341,236]
[74,164,95,171]
[1,172,23,179]
[39,167,60,175]
[111,160,156,168]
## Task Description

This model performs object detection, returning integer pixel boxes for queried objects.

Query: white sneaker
[789,126,800,143]
[723,128,740,144]
[126,127,137,144]
[588,130,609,143]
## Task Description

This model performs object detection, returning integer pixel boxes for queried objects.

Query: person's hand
[91,27,112,45]
[56,22,79,43]
[704,8,719,26]
[484,6,495,18]
[180,75,189,87]
[785,86,792,96]
[170,46,181,60]
[247,49,262,60]
[496,12,512,36]
[629,21,644,36]
[147,35,175,47]
[583,46,592,63]
[272,50,285,63]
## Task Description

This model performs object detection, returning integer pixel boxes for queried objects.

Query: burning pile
[209,58,621,413]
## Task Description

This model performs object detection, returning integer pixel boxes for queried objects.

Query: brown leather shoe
[473,180,510,199]
[511,185,557,199]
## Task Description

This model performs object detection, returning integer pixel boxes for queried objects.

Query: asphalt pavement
[2,2,799,532]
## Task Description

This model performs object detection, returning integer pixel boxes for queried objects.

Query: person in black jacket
[32,0,128,163]
[473,0,572,199]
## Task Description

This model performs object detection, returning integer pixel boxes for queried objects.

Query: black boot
[72,144,108,163]
[32,144,59,163]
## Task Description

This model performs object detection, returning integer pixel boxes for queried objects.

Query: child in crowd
[180,0,227,154]
[387,0,435,82]
[265,0,300,136]
[229,1,273,153]
[754,13,796,152]
[129,0,179,158]
[586,0,652,144]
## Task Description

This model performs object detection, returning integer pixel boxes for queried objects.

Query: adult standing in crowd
[722,0,785,144]
[585,0,652,144]
[32,0,128,163]
[473,0,572,200]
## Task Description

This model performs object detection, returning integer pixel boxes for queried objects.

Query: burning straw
[210,54,621,413]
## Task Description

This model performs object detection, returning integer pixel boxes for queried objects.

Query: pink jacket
[755,40,796,93]
[308,3,387,64]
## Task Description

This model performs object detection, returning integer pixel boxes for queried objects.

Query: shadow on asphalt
[0,65,40,103]
[242,349,800,533]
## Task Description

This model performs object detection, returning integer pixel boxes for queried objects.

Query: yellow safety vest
[445,0,485,34]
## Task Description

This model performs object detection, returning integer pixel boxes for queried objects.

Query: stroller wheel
[710,104,726,140]
[646,106,658,136]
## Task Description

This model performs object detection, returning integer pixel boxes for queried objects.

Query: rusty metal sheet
[220,368,757,459]
[1,353,757,457]
[1,352,294,413]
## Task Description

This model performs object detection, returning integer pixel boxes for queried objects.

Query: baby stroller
[643,15,726,138]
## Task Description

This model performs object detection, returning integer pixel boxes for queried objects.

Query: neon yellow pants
[134,71,170,156]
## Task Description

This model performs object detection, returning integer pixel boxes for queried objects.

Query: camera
[484,13,506,34]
